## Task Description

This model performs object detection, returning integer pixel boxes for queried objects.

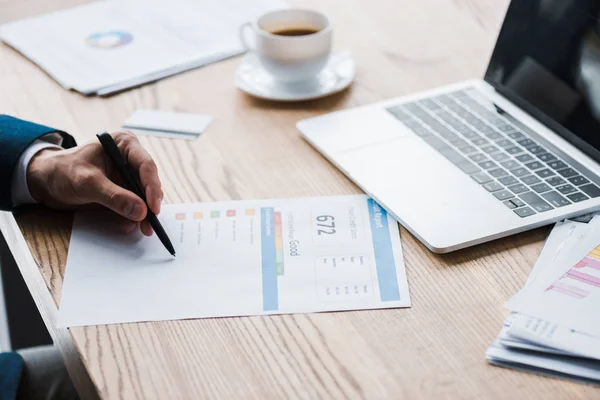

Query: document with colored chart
[486,216,600,384]
[0,0,286,95]
[506,215,600,338]
[58,195,410,327]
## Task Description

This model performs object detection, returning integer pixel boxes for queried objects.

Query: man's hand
[27,131,163,236]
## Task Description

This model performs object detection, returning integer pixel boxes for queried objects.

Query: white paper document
[506,216,600,337]
[59,195,410,327]
[123,109,213,140]
[486,217,600,385]
[0,0,286,95]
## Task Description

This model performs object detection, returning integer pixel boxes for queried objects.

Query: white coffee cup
[239,9,332,83]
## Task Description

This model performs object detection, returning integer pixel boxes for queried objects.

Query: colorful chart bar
[261,208,278,311]
[548,245,600,299]
[575,256,600,272]
[245,209,255,216]
[367,198,400,302]
[548,281,589,299]
[193,212,203,220]
[211,211,220,218]
[227,210,236,217]
[274,212,284,275]
[176,213,186,220]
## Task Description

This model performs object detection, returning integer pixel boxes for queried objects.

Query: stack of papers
[487,216,600,385]
[0,0,286,95]
[59,195,411,327]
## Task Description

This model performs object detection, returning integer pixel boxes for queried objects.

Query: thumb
[84,175,147,221]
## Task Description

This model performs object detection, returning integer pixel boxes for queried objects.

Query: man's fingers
[120,219,139,234]
[140,220,154,236]
[74,170,147,221]
[114,132,163,215]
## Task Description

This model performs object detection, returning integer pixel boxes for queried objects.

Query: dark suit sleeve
[0,352,23,400]
[0,115,76,211]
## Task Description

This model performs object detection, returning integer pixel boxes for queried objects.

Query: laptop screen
[485,0,600,163]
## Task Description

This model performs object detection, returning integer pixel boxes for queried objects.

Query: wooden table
[1,0,598,398]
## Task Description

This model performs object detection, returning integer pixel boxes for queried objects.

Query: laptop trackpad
[332,135,508,248]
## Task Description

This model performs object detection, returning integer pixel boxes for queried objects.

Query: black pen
[96,132,176,257]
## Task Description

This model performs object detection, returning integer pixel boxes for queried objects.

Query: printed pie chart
[85,31,133,49]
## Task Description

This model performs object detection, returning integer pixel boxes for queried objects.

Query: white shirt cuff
[11,139,62,206]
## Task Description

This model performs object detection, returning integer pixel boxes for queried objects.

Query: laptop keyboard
[387,88,600,218]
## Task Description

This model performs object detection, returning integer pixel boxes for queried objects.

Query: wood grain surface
[1,0,599,398]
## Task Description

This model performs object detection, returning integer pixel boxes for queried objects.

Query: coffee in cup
[239,9,332,83]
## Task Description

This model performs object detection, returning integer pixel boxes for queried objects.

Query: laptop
[297,1,600,253]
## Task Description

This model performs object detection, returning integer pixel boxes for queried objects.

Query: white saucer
[235,50,355,102]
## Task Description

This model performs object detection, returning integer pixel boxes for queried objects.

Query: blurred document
[0,0,286,95]
[59,195,411,327]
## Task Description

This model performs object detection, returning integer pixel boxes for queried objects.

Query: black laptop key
[510,198,526,208]
[580,184,600,198]
[527,145,546,155]
[438,129,459,141]
[503,200,516,209]
[478,160,497,170]
[449,138,469,149]
[556,184,577,195]
[508,184,528,194]
[519,192,554,212]
[499,176,518,186]
[417,99,440,110]
[568,176,589,186]
[481,145,499,154]
[496,139,513,148]
[515,154,534,163]
[521,175,541,185]
[507,131,525,140]
[537,153,557,162]
[488,168,508,178]
[483,131,503,141]
[513,206,536,218]
[483,181,503,192]
[493,190,514,200]
[557,168,578,178]
[439,147,465,163]
[511,167,529,178]
[402,119,423,130]
[456,160,480,174]
[496,124,515,132]
[461,130,479,139]
[490,152,510,162]
[567,192,589,203]
[501,160,519,170]
[388,106,412,121]
[471,171,493,184]
[423,135,448,150]
[470,153,488,163]
[547,160,568,170]
[524,161,543,170]
[408,124,434,137]
[535,169,555,178]
[459,145,477,154]
[541,191,571,208]
[531,183,551,193]
[505,146,522,155]
[546,176,566,186]
[516,138,536,147]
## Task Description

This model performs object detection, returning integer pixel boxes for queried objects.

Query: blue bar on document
[367,198,401,301]
[261,208,279,311]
